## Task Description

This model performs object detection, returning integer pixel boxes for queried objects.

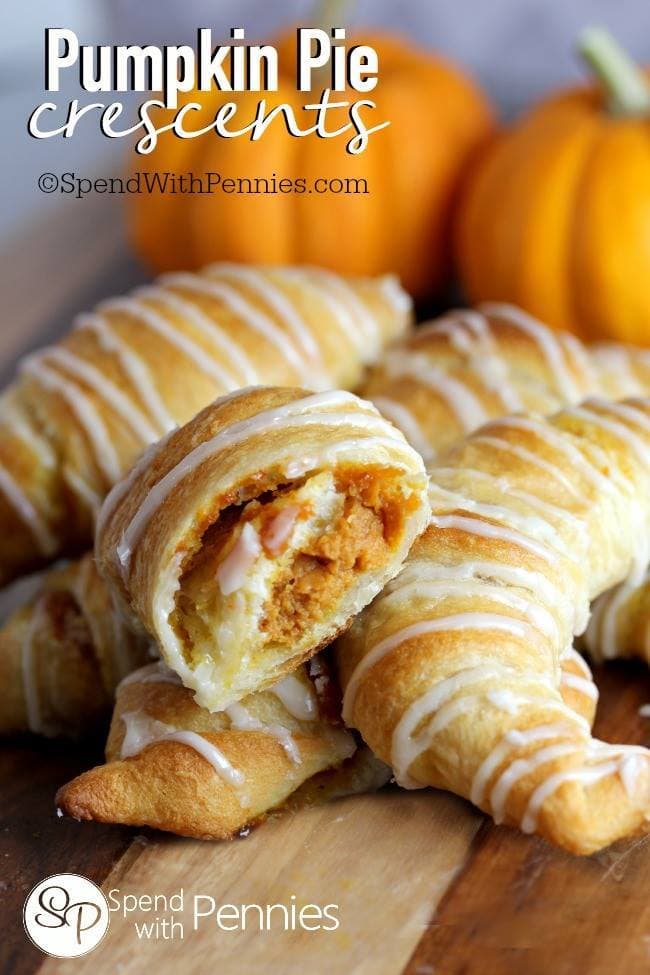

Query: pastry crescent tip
[56,659,358,840]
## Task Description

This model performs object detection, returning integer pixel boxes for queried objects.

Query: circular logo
[23,873,110,958]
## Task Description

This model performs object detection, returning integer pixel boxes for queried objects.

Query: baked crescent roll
[1,554,148,738]
[337,398,650,854]
[55,659,359,839]
[0,264,412,586]
[362,302,650,463]
[363,303,650,669]
[97,387,429,712]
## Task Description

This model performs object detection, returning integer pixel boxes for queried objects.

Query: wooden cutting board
[1,198,649,975]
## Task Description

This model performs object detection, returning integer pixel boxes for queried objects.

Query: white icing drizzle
[565,647,592,677]
[95,426,179,545]
[0,460,57,555]
[75,313,175,433]
[198,270,313,381]
[278,268,368,356]
[378,578,558,642]
[101,294,238,389]
[137,286,253,390]
[560,332,600,390]
[2,401,56,470]
[518,739,650,833]
[475,720,647,832]
[479,302,579,402]
[383,558,568,635]
[64,467,102,520]
[484,416,615,496]
[567,403,650,469]
[141,287,251,392]
[428,482,571,559]
[225,702,301,764]
[20,356,121,484]
[269,674,317,720]
[309,268,380,346]
[421,311,523,413]
[600,398,650,434]
[487,688,523,715]
[593,344,646,396]
[120,709,245,788]
[428,514,558,564]
[468,434,584,501]
[155,274,259,384]
[214,264,326,377]
[421,313,486,351]
[490,742,582,824]
[520,760,618,834]
[390,664,556,787]
[470,722,580,807]
[371,396,434,461]
[117,660,183,690]
[342,614,538,724]
[431,466,589,553]
[586,582,631,661]
[384,352,488,433]
[619,754,646,798]
[216,522,262,596]
[560,670,599,701]
[115,391,405,577]
[378,274,413,318]
[42,347,158,444]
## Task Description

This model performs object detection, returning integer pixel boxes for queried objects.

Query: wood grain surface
[1,199,649,975]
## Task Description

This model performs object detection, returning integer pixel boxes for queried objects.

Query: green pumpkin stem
[312,0,352,29]
[579,27,650,116]
[309,0,353,90]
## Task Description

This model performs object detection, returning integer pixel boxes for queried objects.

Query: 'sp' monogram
[24,874,110,958]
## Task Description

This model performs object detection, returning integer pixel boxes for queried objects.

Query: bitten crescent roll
[97,387,430,712]
[56,659,359,839]
[337,397,650,854]
[0,264,412,585]
[1,554,148,738]
[363,302,650,668]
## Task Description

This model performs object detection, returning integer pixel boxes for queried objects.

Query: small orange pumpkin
[455,29,650,344]
[130,30,493,300]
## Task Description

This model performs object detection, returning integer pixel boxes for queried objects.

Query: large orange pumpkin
[456,29,650,344]
[130,31,493,299]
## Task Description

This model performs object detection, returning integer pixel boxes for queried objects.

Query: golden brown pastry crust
[337,397,650,854]
[0,554,148,738]
[56,661,356,839]
[97,386,430,711]
[362,303,650,461]
[0,265,412,585]
[362,304,650,667]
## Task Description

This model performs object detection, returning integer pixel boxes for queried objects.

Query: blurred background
[2,0,649,243]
